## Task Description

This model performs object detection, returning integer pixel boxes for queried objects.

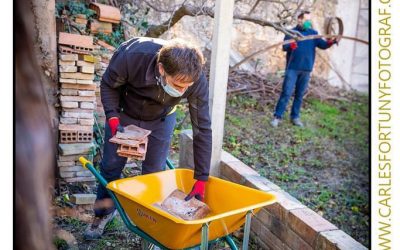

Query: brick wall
[179,130,367,250]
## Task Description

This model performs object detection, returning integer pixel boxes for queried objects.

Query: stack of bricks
[57,32,97,183]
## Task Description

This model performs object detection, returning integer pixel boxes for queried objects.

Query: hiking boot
[291,118,304,127]
[84,210,117,240]
[270,118,281,127]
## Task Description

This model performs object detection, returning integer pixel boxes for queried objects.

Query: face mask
[303,20,312,30]
[159,75,184,97]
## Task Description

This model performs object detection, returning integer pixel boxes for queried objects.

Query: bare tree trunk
[16,0,56,249]
[30,0,59,141]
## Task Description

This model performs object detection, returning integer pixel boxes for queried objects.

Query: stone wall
[179,130,367,249]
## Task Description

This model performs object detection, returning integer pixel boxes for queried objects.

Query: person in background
[271,10,337,128]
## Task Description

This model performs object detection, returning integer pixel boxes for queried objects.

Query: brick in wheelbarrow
[158,189,211,220]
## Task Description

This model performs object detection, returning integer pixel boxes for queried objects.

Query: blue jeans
[274,69,311,119]
[95,111,176,216]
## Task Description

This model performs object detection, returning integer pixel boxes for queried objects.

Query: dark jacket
[283,26,332,71]
[100,37,212,181]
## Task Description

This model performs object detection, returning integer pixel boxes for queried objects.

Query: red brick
[70,194,96,205]
[59,65,77,73]
[58,32,94,49]
[57,161,75,167]
[76,79,94,85]
[64,176,96,183]
[90,20,112,34]
[220,160,259,184]
[244,175,281,192]
[59,124,92,132]
[74,17,87,25]
[80,102,95,110]
[258,223,286,250]
[75,170,93,177]
[78,65,95,74]
[61,89,78,96]
[69,194,95,205]
[78,90,95,97]
[59,78,77,84]
[61,101,79,109]
[76,60,94,67]
[60,72,95,80]
[59,60,76,66]
[78,54,96,63]
[221,150,241,163]
[96,39,115,51]
[59,166,85,172]
[264,190,305,222]
[59,54,78,61]
[78,118,95,126]
[60,95,96,102]
[260,210,313,250]
[59,171,75,178]
[62,111,93,119]
[62,83,96,90]
[250,217,262,236]
[288,208,337,246]
[89,3,121,24]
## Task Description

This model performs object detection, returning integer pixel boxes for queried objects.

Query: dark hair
[157,39,205,82]
[297,10,311,19]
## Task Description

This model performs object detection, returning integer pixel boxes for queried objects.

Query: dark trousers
[95,111,176,216]
[274,69,311,119]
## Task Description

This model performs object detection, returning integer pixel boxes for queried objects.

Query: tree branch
[144,2,302,38]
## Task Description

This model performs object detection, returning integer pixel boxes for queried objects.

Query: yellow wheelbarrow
[79,157,276,250]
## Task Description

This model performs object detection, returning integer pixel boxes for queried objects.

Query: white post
[208,0,234,176]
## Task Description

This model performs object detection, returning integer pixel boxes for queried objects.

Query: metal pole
[200,223,209,250]
[242,210,253,250]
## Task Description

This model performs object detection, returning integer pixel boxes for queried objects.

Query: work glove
[108,117,124,136]
[289,42,298,50]
[327,38,338,47]
[185,180,206,202]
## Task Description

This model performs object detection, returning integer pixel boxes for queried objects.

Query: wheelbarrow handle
[79,156,91,169]
[79,156,108,188]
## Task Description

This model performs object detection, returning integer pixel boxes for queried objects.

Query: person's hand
[290,42,298,50]
[185,180,206,202]
[108,117,124,136]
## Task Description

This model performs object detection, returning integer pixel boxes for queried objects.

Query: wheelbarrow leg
[200,223,209,250]
[141,239,151,250]
[224,235,239,250]
[242,210,253,250]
